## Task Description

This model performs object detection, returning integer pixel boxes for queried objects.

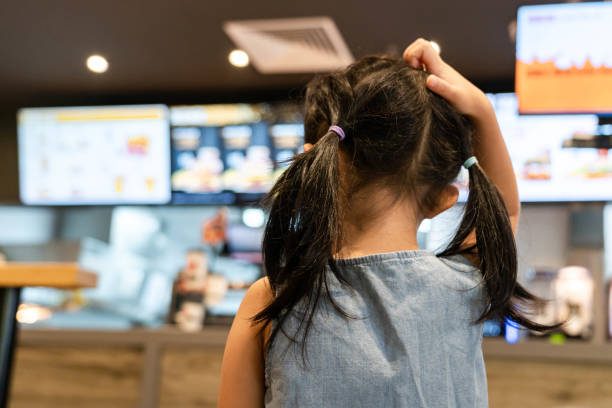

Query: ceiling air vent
[223,16,354,74]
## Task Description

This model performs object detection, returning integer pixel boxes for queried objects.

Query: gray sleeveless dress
[264,250,488,407]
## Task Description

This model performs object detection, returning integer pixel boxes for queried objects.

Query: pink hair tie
[328,125,345,141]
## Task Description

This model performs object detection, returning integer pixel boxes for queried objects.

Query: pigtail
[253,130,348,355]
[441,163,557,332]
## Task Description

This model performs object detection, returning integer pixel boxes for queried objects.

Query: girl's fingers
[402,39,444,74]
[426,74,460,104]
[406,39,482,116]
[406,56,421,69]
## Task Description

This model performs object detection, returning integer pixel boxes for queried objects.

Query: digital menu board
[18,105,171,205]
[490,94,607,202]
[169,104,303,204]
[516,2,612,114]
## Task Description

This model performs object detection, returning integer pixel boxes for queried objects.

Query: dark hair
[254,55,554,353]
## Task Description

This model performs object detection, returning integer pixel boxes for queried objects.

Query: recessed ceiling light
[429,41,441,55]
[228,49,249,68]
[86,54,109,73]
[507,20,517,43]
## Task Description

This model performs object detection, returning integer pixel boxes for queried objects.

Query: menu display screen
[516,2,612,114]
[490,94,608,202]
[169,104,303,204]
[19,98,608,206]
[18,105,171,205]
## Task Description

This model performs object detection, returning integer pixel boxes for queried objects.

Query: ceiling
[0,0,554,108]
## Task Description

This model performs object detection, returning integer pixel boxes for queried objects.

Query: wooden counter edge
[15,328,612,364]
[0,262,97,288]
[17,326,230,347]
[483,337,612,364]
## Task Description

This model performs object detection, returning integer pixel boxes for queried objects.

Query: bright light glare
[229,49,249,68]
[429,41,441,55]
[242,208,265,228]
[504,319,520,344]
[418,219,432,234]
[16,304,52,325]
[86,54,109,73]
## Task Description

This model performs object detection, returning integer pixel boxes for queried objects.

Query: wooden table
[0,263,96,408]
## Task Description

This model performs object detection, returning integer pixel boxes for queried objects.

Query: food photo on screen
[171,127,224,193]
[220,123,273,193]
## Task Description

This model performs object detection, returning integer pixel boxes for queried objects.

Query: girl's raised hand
[404,39,521,236]
[402,38,491,120]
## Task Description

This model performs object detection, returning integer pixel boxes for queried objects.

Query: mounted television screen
[169,103,303,204]
[490,93,608,202]
[516,2,612,114]
[18,105,171,205]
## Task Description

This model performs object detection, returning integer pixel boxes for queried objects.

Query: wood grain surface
[8,344,612,407]
[159,346,225,408]
[487,357,612,408]
[9,346,142,408]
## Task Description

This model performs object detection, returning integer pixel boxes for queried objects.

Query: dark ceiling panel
[0,0,554,106]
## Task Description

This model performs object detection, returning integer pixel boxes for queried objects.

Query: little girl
[218,39,552,407]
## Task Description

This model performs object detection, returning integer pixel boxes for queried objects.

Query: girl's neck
[336,188,421,259]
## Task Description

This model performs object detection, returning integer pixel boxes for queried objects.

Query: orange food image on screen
[127,136,149,155]
[516,59,612,113]
[115,177,123,193]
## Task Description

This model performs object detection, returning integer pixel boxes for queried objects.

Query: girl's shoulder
[244,277,275,308]
[218,277,273,406]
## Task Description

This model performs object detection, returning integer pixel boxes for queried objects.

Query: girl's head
[303,56,469,220]
[256,55,549,350]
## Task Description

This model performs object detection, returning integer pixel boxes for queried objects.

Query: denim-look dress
[265,250,488,407]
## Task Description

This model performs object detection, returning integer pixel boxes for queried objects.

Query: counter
[9,327,612,408]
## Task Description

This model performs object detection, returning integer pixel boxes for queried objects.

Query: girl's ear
[424,185,459,219]
[303,143,314,152]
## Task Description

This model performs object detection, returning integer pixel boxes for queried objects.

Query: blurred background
[1,1,612,407]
